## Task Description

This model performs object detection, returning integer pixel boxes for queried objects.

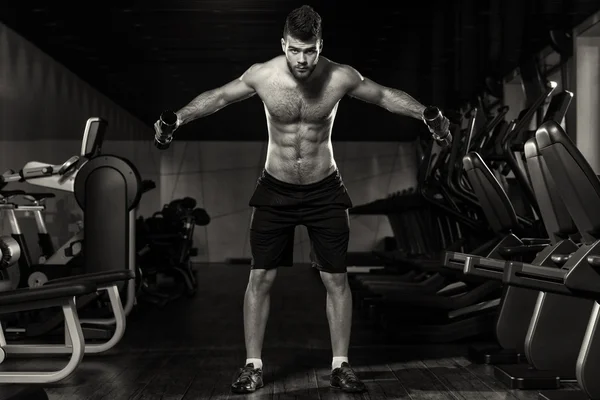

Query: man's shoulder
[243,57,282,81]
[251,56,286,72]
[323,58,363,86]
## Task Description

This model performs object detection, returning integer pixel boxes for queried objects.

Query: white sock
[332,356,349,370]
[246,358,263,369]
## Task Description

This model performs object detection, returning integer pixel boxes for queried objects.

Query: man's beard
[286,60,314,80]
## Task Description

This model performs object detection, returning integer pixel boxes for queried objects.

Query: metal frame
[0,296,84,384]
[3,282,127,356]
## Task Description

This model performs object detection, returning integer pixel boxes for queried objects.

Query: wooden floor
[2,264,583,399]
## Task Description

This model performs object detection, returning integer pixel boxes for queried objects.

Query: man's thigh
[304,205,350,273]
[250,206,298,269]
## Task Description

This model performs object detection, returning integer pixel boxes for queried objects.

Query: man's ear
[281,38,286,53]
[319,39,324,53]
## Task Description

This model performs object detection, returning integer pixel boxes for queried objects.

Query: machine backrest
[463,152,520,233]
[524,137,577,243]
[536,120,600,243]
[543,90,573,124]
[80,117,107,158]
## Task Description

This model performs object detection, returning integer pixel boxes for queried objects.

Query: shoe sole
[329,383,366,393]
[231,382,264,394]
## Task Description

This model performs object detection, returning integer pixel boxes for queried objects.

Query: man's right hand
[154,113,180,137]
[153,111,181,149]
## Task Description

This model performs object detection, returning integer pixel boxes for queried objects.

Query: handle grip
[154,111,178,150]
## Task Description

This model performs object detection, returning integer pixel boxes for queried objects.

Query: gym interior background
[2,1,600,398]
[0,1,597,265]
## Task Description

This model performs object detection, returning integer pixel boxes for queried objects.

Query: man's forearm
[381,88,426,119]
[176,89,224,125]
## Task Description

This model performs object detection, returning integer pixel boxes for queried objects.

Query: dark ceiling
[1,1,599,141]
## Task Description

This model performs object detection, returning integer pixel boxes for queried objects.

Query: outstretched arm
[175,64,261,125]
[343,66,425,119]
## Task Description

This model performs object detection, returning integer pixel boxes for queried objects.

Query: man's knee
[248,268,278,294]
[320,270,349,293]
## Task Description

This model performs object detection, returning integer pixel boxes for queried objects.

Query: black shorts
[248,169,353,273]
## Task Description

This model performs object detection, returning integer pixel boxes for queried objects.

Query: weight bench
[4,270,134,356]
[0,271,131,398]
[0,281,95,383]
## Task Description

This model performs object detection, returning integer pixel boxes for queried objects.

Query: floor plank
[389,360,457,400]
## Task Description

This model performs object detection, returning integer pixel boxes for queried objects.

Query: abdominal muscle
[264,121,337,185]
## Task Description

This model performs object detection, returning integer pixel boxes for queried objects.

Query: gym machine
[0,189,79,290]
[441,89,574,364]
[20,192,58,264]
[449,120,598,398]
[0,234,129,393]
[0,117,140,347]
[0,117,102,290]
[500,120,600,399]
[0,116,149,398]
[348,96,557,343]
[0,190,56,265]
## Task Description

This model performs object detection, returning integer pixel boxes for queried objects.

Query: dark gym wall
[0,22,420,264]
[0,22,163,258]
[3,0,599,263]
[429,0,600,109]
[2,1,598,141]
[0,24,150,142]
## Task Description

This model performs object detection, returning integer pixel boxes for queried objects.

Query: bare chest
[259,80,342,123]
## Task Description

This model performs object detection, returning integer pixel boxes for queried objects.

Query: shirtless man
[154,5,449,394]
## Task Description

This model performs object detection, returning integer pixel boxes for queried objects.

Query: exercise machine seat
[0,282,94,306]
[46,270,134,287]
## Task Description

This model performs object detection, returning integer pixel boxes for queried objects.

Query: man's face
[281,35,322,80]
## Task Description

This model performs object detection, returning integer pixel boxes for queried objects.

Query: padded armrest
[46,270,134,287]
[0,282,96,306]
[498,244,548,258]
[521,238,551,245]
[464,256,506,280]
[503,261,570,295]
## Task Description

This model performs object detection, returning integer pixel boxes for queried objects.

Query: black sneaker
[330,362,366,393]
[231,363,264,394]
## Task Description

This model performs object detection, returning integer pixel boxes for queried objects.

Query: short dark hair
[283,5,322,41]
